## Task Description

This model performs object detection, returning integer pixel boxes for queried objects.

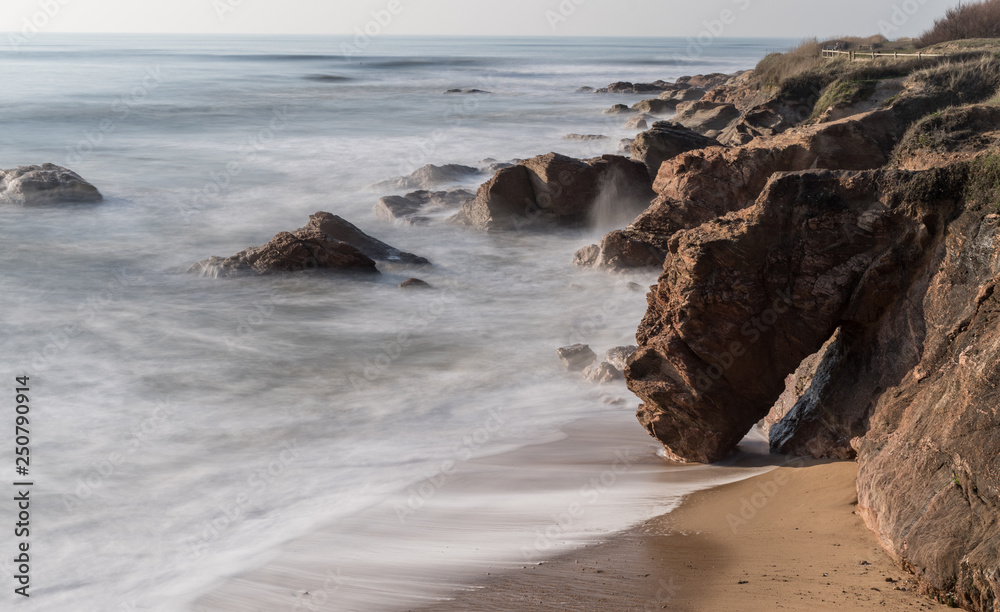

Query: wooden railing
[822,49,947,61]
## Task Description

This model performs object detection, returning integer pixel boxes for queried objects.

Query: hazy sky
[1,0,963,39]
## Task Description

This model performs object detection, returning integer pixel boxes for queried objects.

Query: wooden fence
[822,49,947,61]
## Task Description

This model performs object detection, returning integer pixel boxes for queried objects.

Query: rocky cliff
[619,52,1000,610]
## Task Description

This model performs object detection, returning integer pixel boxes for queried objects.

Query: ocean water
[0,35,792,611]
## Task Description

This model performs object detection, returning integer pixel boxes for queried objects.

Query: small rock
[563,134,608,141]
[558,344,597,372]
[583,362,623,384]
[604,104,633,115]
[0,163,103,205]
[605,346,638,371]
[399,278,431,289]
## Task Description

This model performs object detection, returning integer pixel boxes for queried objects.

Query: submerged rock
[557,344,597,372]
[605,346,637,372]
[0,163,103,205]
[563,134,608,141]
[399,278,432,289]
[375,189,474,225]
[583,362,623,384]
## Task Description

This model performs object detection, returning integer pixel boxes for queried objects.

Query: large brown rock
[454,153,652,232]
[672,101,742,138]
[0,163,103,205]
[630,121,720,180]
[626,168,940,463]
[307,212,429,265]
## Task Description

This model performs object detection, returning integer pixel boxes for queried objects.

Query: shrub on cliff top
[917,0,1000,48]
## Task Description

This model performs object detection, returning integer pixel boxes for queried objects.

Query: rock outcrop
[0,164,103,205]
[672,101,741,138]
[630,121,720,180]
[631,98,676,115]
[558,344,597,372]
[191,212,428,277]
[454,153,652,232]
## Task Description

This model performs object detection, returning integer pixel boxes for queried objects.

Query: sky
[0,0,965,39]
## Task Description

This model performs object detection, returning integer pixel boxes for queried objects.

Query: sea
[0,34,794,611]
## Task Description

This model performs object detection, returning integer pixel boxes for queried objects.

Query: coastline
[423,460,950,611]
[190,408,781,611]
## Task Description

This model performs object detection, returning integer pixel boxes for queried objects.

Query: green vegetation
[918,0,1000,48]
[808,79,878,120]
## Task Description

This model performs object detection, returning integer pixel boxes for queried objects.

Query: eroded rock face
[630,121,720,180]
[626,169,942,463]
[672,101,741,138]
[454,153,652,232]
[0,164,103,205]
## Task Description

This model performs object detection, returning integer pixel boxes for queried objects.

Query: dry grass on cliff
[917,0,1000,48]
[911,55,1000,104]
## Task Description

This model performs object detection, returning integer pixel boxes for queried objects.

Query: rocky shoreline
[9,42,1000,612]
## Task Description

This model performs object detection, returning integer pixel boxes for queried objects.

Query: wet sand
[422,460,949,612]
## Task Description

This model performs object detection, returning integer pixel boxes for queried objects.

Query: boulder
[558,344,597,372]
[604,104,633,115]
[307,212,429,265]
[371,164,482,191]
[583,362,623,384]
[573,229,665,270]
[595,81,671,94]
[189,229,379,278]
[0,163,103,205]
[374,189,474,225]
[672,101,742,138]
[624,114,654,130]
[630,121,721,180]
[454,153,652,232]
[399,278,432,289]
[660,88,706,103]
[605,346,637,371]
[631,98,676,115]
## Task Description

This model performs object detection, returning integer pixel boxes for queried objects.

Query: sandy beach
[424,460,950,611]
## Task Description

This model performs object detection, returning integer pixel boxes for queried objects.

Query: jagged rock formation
[0,163,103,205]
[453,153,652,232]
[630,121,721,180]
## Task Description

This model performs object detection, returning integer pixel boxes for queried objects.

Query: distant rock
[604,104,633,115]
[558,344,597,372]
[576,86,595,93]
[631,98,676,115]
[624,114,654,130]
[371,164,482,191]
[399,278,432,289]
[453,152,653,232]
[0,163,103,205]
[605,346,638,371]
[374,189,474,225]
[595,81,671,94]
[190,212,429,278]
[445,89,492,94]
[630,121,720,180]
[659,88,706,103]
[563,134,608,141]
[583,362,623,384]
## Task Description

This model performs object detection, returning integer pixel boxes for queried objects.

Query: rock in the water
[371,164,482,191]
[0,163,103,205]
[604,104,633,115]
[453,152,652,232]
[624,114,653,130]
[189,229,379,278]
[595,81,671,94]
[191,212,430,277]
[374,189,473,225]
[605,346,637,372]
[308,212,429,265]
[573,230,664,270]
[557,344,597,372]
[399,278,431,289]
[631,121,720,180]
[445,89,491,94]
[563,134,608,141]
[631,98,676,115]
[583,362,623,384]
